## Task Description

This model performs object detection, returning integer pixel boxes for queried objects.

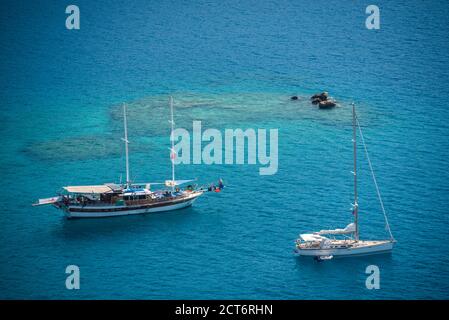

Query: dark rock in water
[290,96,299,100]
[311,98,321,105]
[310,92,328,101]
[318,100,336,109]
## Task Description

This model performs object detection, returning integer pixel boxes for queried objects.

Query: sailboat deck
[297,240,391,250]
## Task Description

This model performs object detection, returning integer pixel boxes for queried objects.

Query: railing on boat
[67,193,189,207]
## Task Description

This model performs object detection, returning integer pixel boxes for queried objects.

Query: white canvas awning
[63,185,114,194]
[123,189,152,196]
[165,179,195,187]
[317,223,356,235]
[300,234,327,242]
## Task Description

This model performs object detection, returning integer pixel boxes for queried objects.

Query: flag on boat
[170,147,176,160]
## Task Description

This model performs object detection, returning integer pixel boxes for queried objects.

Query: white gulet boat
[33,97,224,218]
[295,104,395,260]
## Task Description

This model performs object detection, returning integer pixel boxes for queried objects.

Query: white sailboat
[34,97,222,218]
[295,104,395,260]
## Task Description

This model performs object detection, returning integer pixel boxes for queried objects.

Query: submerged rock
[290,95,299,100]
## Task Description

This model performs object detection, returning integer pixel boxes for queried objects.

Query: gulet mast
[169,96,176,193]
[122,103,130,188]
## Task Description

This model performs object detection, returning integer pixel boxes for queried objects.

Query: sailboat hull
[62,192,202,218]
[295,240,394,258]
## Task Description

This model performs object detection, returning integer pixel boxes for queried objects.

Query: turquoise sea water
[1,0,449,299]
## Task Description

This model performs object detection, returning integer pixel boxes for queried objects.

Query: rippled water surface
[0,0,449,299]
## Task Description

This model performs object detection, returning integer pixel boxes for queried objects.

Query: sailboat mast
[169,96,175,193]
[123,103,130,187]
[352,103,359,241]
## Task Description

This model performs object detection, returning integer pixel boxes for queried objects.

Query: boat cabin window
[123,195,146,201]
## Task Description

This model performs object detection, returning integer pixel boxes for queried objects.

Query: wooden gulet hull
[58,192,203,218]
